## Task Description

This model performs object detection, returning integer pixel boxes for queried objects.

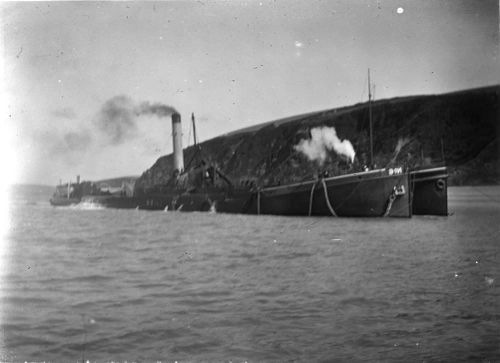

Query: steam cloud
[95,95,177,144]
[394,137,411,155]
[390,136,411,164]
[294,127,356,164]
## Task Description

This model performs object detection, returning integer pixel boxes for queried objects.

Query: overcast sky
[1,0,498,185]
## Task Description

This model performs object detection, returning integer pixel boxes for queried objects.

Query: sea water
[1,186,499,362]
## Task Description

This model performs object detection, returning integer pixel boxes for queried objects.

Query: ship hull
[410,167,448,216]
[243,169,411,217]
[138,190,245,213]
[136,168,411,218]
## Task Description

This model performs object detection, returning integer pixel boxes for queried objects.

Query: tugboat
[49,177,82,206]
[79,180,139,209]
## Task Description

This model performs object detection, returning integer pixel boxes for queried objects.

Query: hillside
[135,85,499,191]
[95,176,139,188]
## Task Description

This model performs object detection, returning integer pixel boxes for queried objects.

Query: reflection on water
[1,186,499,362]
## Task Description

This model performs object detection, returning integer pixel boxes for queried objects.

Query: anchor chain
[383,191,397,217]
[383,185,405,217]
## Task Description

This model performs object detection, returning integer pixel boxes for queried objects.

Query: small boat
[50,176,139,209]
[49,180,81,206]
[49,196,81,206]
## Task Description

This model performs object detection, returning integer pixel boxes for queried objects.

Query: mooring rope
[321,178,338,217]
[308,181,317,216]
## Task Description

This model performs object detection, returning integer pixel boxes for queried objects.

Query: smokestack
[76,175,80,184]
[171,112,184,173]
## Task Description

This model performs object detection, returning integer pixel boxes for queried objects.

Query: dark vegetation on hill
[135,85,499,191]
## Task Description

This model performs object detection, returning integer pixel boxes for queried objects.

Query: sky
[1,0,498,185]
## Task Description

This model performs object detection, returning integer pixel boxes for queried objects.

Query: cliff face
[135,85,499,191]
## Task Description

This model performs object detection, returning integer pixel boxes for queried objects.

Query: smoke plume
[95,96,137,144]
[136,102,177,118]
[294,127,356,164]
[94,95,177,144]
[62,131,92,151]
[32,128,92,167]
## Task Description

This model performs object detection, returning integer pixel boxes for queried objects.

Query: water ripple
[2,186,500,362]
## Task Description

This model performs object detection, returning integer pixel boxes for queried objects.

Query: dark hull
[137,168,411,218]
[247,169,411,217]
[138,190,249,213]
[49,197,81,206]
[410,167,448,216]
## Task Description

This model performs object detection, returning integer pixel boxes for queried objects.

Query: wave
[71,202,105,210]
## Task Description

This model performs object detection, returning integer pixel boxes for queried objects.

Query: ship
[49,177,82,206]
[49,108,443,217]
[50,176,139,208]
[77,178,138,208]
[132,112,412,217]
[50,71,448,217]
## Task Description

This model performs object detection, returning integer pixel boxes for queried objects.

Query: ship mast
[368,68,374,169]
[191,112,197,146]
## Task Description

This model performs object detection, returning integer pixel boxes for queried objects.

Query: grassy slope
[136,85,499,191]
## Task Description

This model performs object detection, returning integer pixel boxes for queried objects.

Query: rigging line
[186,117,192,148]
[360,73,368,103]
